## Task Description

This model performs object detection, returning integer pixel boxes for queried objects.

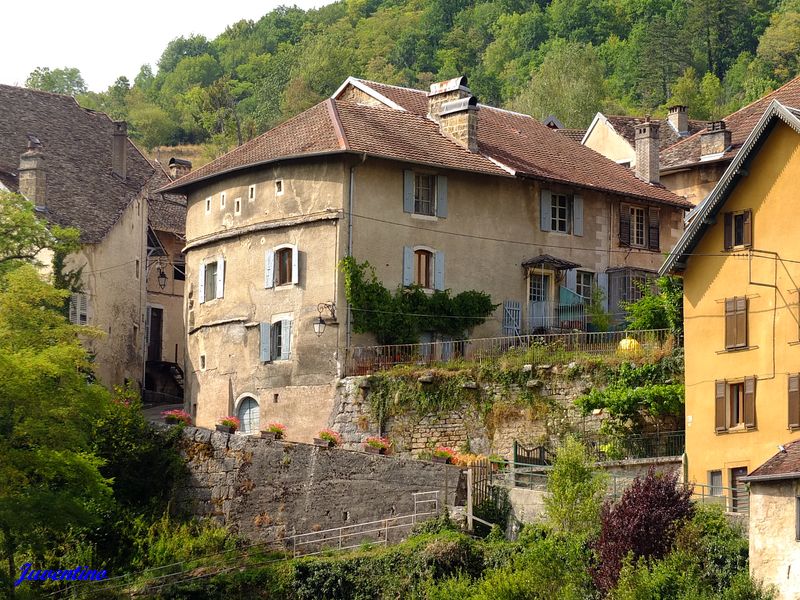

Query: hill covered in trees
[32,0,800,158]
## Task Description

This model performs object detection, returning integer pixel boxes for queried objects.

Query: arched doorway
[237,396,260,434]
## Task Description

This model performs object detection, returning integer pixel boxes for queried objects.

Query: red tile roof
[555,128,587,142]
[162,78,690,209]
[742,439,800,482]
[661,76,800,170]
[603,115,707,152]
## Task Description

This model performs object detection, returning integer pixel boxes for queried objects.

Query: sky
[0,0,333,92]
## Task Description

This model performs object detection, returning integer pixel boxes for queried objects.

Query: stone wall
[175,426,465,543]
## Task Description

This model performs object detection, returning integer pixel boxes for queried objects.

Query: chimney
[428,76,472,123]
[439,96,479,152]
[18,135,46,209]
[634,118,660,184]
[112,121,128,180]
[700,121,731,158]
[667,105,688,135]
[168,157,192,180]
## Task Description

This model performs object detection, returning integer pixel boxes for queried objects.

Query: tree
[757,0,800,81]
[544,437,607,538]
[509,40,605,128]
[157,34,215,74]
[25,66,87,96]
[591,468,693,594]
[624,275,683,334]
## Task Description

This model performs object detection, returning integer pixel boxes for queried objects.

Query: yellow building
[661,100,800,493]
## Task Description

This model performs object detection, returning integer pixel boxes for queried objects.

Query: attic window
[200,354,206,370]
[205,197,212,214]
[249,184,256,201]
[220,192,227,209]
[275,180,284,196]
[234,197,242,215]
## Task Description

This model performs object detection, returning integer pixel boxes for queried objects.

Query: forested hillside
[34,0,800,158]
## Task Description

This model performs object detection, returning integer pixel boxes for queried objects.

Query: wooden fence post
[466,468,474,532]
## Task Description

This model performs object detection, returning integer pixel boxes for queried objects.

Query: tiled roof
[661,76,800,170]
[147,164,186,235]
[604,115,706,151]
[162,78,690,209]
[555,128,587,142]
[0,165,17,192]
[0,84,156,243]
[742,439,800,482]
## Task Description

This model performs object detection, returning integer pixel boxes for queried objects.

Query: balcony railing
[345,328,675,375]
[551,431,687,462]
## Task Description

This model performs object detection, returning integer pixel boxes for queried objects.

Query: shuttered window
[724,296,748,350]
[403,247,444,290]
[724,210,752,250]
[789,374,800,429]
[716,377,756,432]
[272,319,293,361]
[540,190,583,236]
[403,170,448,217]
[619,203,631,246]
[266,245,299,288]
[199,258,224,303]
[648,208,660,251]
[620,203,659,249]
[69,293,88,326]
[715,380,727,432]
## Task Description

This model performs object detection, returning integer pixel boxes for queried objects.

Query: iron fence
[345,328,676,375]
[546,431,687,462]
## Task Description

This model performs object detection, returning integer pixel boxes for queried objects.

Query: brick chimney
[667,105,688,135]
[439,96,479,152]
[168,157,192,180]
[700,121,731,158]
[18,135,46,209]
[112,121,128,180]
[634,118,660,184]
[428,76,472,123]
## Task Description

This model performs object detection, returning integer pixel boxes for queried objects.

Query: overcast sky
[0,0,333,92]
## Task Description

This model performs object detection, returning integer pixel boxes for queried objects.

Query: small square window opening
[234,197,241,215]
[220,192,226,209]
[205,197,212,214]
[275,180,284,195]
[199,354,206,370]
[249,184,256,201]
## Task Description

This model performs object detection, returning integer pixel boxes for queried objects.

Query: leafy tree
[592,468,694,594]
[544,437,607,538]
[547,0,626,44]
[25,66,87,96]
[623,275,683,334]
[757,0,800,81]
[157,34,215,74]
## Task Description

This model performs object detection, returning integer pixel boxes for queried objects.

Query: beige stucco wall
[146,231,185,365]
[682,123,800,489]
[583,119,636,166]
[661,162,728,206]
[183,158,347,438]
[749,480,800,599]
[69,196,147,388]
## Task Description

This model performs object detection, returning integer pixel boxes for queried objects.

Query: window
[248,184,256,201]
[789,374,800,429]
[234,197,241,215]
[576,271,593,302]
[276,248,292,286]
[199,354,206,370]
[135,259,140,279]
[715,377,756,432]
[275,180,284,195]
[173,257,186,281]
[414,249,433,288]
[69,293,88,325]
[796,497,800,541]
[199,258,224,303]
[724,210,752,250]
[237,397,260,434]
[619,204,659,250]
[403,170,447,218]
[631,206,646,247]
[265,245,299,288]
[205,197,212,214]
[724,296,748,350]
[260,318,293,362]
[551,194,570,232]
[220,192,226,209]
[529,274,548,303]
[709,470,722,496]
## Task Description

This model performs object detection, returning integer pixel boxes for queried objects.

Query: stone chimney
[428,76,472,123]
[439,96,479,152]
[634,118,660,184]
[18,135,46,209]
[700,121,731,158]
[667,105,688,135]
[168,157,192,180]
[112,121,128,180]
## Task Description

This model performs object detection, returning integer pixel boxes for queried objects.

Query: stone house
[160,76,690,440]
[742,440,800,600]
[661,100,800,494]
[0,84,186,397]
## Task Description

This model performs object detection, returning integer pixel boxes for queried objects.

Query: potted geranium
[431,446,457,464]
[363,436,390,455]
[314,428,342,448]
[216,416,240,434]
[162,409,192,426]
[261,422,286,441]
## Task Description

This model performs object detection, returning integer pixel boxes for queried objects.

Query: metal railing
[345,328,675,375]
[543,431,686,462]
[689,482,749,515]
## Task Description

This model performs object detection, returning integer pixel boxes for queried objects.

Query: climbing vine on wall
[340,256,496,345]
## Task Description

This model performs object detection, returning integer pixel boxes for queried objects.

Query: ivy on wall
[340,257,497,345]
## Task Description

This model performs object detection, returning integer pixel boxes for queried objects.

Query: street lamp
[314,302,336,337]
[157,267,167,290]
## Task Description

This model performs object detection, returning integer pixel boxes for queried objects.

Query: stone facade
[175,426,465,544]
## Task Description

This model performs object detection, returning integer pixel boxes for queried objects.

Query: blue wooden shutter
[434,250,445,290]
[503,300,522,336]
[265,250,274,288]
[403,170,414,213]
[540,189,551,231]
[259,322,271,362]
[565,269,577,292]
[402,246,413,286]
[573,195,583,236]
[291,245,299,284]
[281,320,292,360]
[436,175,448,217]
[198,262,206,303]
[216,258,225,298]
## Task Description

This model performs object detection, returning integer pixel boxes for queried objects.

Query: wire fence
[345,328,676,375]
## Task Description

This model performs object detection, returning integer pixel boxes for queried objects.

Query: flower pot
[216,424,235,434]
[314,438,334,448]
[364,445,386,455]
[260,431,277,441]
[432,456,450,464]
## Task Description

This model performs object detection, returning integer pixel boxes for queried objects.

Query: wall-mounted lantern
[313,302,336,337]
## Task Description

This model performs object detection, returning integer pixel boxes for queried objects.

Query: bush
[592,468,693,594]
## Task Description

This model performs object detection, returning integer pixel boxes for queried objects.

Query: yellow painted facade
[682,121,800,489]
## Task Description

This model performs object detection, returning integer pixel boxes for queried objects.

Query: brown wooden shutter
[648,207,660,251]
[619,204,631,247]
[743,209,752,247]
[715,380,727,432]
[744,375,756,428]
[724,212,733,250]
[725,298,736,349]
[736,296,748,348]
[789,374,800,429]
